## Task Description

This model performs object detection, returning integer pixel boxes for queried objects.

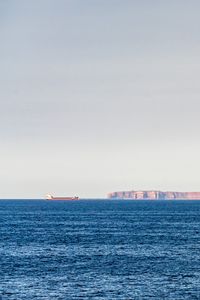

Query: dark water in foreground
[1,200,200,300]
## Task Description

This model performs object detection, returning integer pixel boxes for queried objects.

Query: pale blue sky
[1,0,200,197]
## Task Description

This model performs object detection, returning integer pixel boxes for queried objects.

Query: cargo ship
[45,194,79,200]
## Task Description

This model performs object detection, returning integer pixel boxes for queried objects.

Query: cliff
[108,190,200,200]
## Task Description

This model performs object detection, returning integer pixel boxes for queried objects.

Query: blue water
[1,200,200,300]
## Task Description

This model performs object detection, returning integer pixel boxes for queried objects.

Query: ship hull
[47,197,79,201]
[45,194,79,201]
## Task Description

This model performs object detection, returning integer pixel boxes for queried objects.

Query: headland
[108,190,200,200]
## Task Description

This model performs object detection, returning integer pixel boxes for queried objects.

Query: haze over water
[1,199,200,299]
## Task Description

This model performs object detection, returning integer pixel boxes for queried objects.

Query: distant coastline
[108,190,200,200]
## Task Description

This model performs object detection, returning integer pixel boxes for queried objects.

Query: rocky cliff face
[108,190,200,200]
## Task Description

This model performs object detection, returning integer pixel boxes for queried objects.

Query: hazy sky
[1,0,200,198]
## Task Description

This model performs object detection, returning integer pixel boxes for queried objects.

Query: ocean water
[0,200,200,300]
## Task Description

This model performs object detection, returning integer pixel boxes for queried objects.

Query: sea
[0,200,200,300]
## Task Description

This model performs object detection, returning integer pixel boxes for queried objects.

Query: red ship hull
[46,194,79,200]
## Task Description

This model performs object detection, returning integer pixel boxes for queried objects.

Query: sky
[1,0,200,198]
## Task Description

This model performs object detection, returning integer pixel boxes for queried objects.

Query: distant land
[108,190,200,200]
